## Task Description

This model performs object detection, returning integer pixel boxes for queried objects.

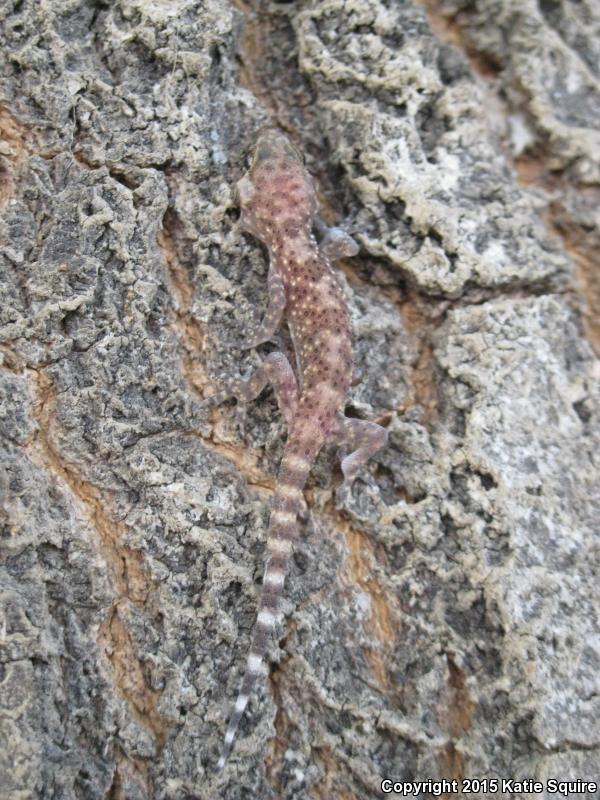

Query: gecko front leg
[244,264,286,349]
[315,222,359,261]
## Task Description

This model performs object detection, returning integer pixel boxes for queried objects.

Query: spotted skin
[213,130,388,769]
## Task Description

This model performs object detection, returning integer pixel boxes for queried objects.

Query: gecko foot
[318,226,359,261]
[334,416,388,508]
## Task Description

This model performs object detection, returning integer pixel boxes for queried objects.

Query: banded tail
[217,430,321,769]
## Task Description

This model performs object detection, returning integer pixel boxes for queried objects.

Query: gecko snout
[252,129,302,169]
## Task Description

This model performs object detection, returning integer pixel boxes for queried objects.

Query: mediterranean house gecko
[211,130,387,769]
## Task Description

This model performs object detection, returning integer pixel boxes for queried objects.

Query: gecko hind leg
[203,351,298,430]
[333,415,388,508]
[243,265,286,349]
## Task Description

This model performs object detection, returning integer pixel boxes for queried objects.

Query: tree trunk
[1,1,599,798]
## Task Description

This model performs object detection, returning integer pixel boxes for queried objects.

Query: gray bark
[1,0,599,798]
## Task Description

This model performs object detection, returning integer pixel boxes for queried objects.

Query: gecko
[211,130,388,769]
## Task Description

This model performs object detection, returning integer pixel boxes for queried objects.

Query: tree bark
[1,1,599,798]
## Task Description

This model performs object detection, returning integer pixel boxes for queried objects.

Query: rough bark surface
[1,1,599,798]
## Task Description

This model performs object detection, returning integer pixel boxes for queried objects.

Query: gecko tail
[216,608,274,770]
[217,442,315,769]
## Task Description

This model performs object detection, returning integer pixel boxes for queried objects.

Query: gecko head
[237,129,317,240]
[251,129,303,171]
